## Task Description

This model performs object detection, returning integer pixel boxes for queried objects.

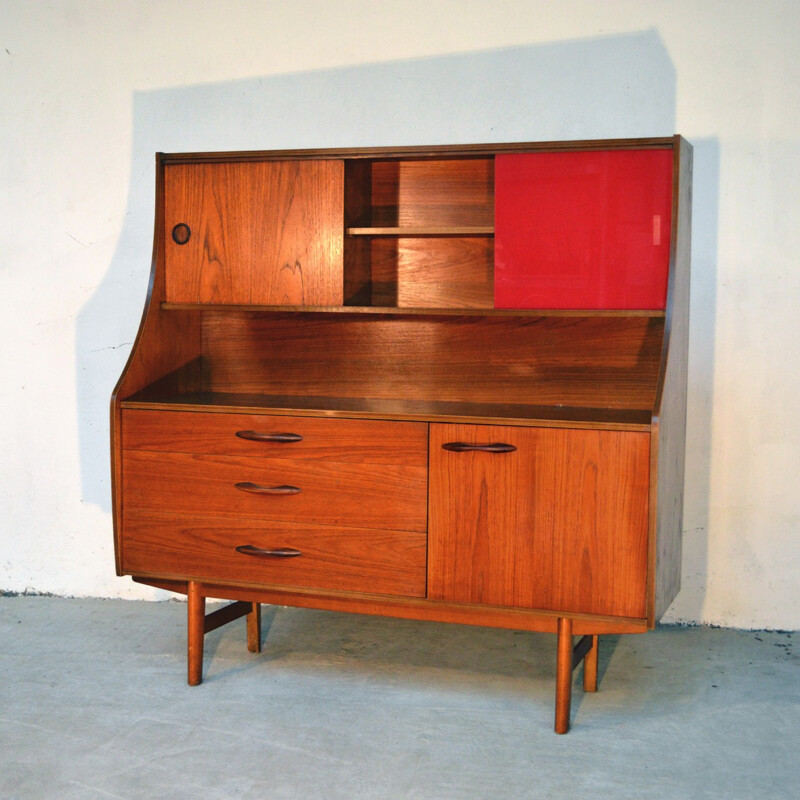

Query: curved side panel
[110,154,202,574]
[648,136,693,624]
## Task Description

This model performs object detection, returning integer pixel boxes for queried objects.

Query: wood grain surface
[368,158,494,228]
[122,409,427,465]
[164,160,344,305]
[121,392,654,430]
[123,511,426,597]
[201,312,664,410]
[122,449,427,532]
[369,236,494,308]
[428,423,650,618]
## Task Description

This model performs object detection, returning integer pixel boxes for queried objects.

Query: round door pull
[171,223,191,245]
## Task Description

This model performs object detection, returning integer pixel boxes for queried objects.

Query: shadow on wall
[77,32,716,617]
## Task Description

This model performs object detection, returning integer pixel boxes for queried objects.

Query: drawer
[122,410,427,466]
[122,511,426,597]
[122,450,427,532]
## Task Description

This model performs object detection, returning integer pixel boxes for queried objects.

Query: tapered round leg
[583,634,599,692]
[187,581,205,686]
[247,602,262,653]
[555,617,573,734]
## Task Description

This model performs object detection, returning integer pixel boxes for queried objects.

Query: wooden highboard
[111,137,692,733]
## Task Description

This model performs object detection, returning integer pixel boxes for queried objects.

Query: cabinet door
[494,149,673,309]
[428,424,650,618]
[164,160,344,306]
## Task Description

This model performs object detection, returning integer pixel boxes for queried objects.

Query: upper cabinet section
[494,149,673,309]
[157,140,682,313]
[163,160,344,306]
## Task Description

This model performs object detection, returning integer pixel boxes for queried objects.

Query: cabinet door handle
[235,545,302,558]
[235,431,303,443]
[234,482,301,495]
[442,442,517,453]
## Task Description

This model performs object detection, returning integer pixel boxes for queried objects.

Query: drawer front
[122,450,427,532]
[122,511,426,597]
[122,410,428,466]
[428,423,650,618]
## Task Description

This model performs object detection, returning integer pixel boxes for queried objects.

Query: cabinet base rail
[184,580,603,734]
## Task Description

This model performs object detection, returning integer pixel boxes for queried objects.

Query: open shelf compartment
[343,156,496,308]
[120,310,664,430]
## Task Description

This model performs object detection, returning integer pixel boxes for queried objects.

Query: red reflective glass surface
[494,149,673,309]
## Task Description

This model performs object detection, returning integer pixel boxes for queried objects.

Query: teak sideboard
[111,137,692,733]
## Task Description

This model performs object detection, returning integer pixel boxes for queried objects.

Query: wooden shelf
[161,302,665,318]
[346,226,494,236]
[120,390,654,431]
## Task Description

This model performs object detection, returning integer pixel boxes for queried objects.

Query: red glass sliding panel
[494,149,673,309]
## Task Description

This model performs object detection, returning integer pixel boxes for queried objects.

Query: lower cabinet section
[122,511,427,597]
[428,423,650,619]
[121,411,651,619]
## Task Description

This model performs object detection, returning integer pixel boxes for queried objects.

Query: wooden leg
[583,634,599,692]
[187,581,205,686]
[555,617,573,734]
[246,602,262,653]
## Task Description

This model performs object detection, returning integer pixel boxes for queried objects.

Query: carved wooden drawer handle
[235,545,302,558]
[235,431,303,443]
[442,442,517,453]
[234,482,301,495]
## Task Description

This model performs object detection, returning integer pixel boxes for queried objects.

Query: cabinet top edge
[158,136,684,164]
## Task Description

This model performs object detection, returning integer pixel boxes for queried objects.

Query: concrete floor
[0,596,797,800]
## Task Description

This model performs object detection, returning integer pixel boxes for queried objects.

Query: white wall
[2,1,798,629]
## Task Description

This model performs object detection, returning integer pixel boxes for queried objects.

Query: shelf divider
[346,226,494,236]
